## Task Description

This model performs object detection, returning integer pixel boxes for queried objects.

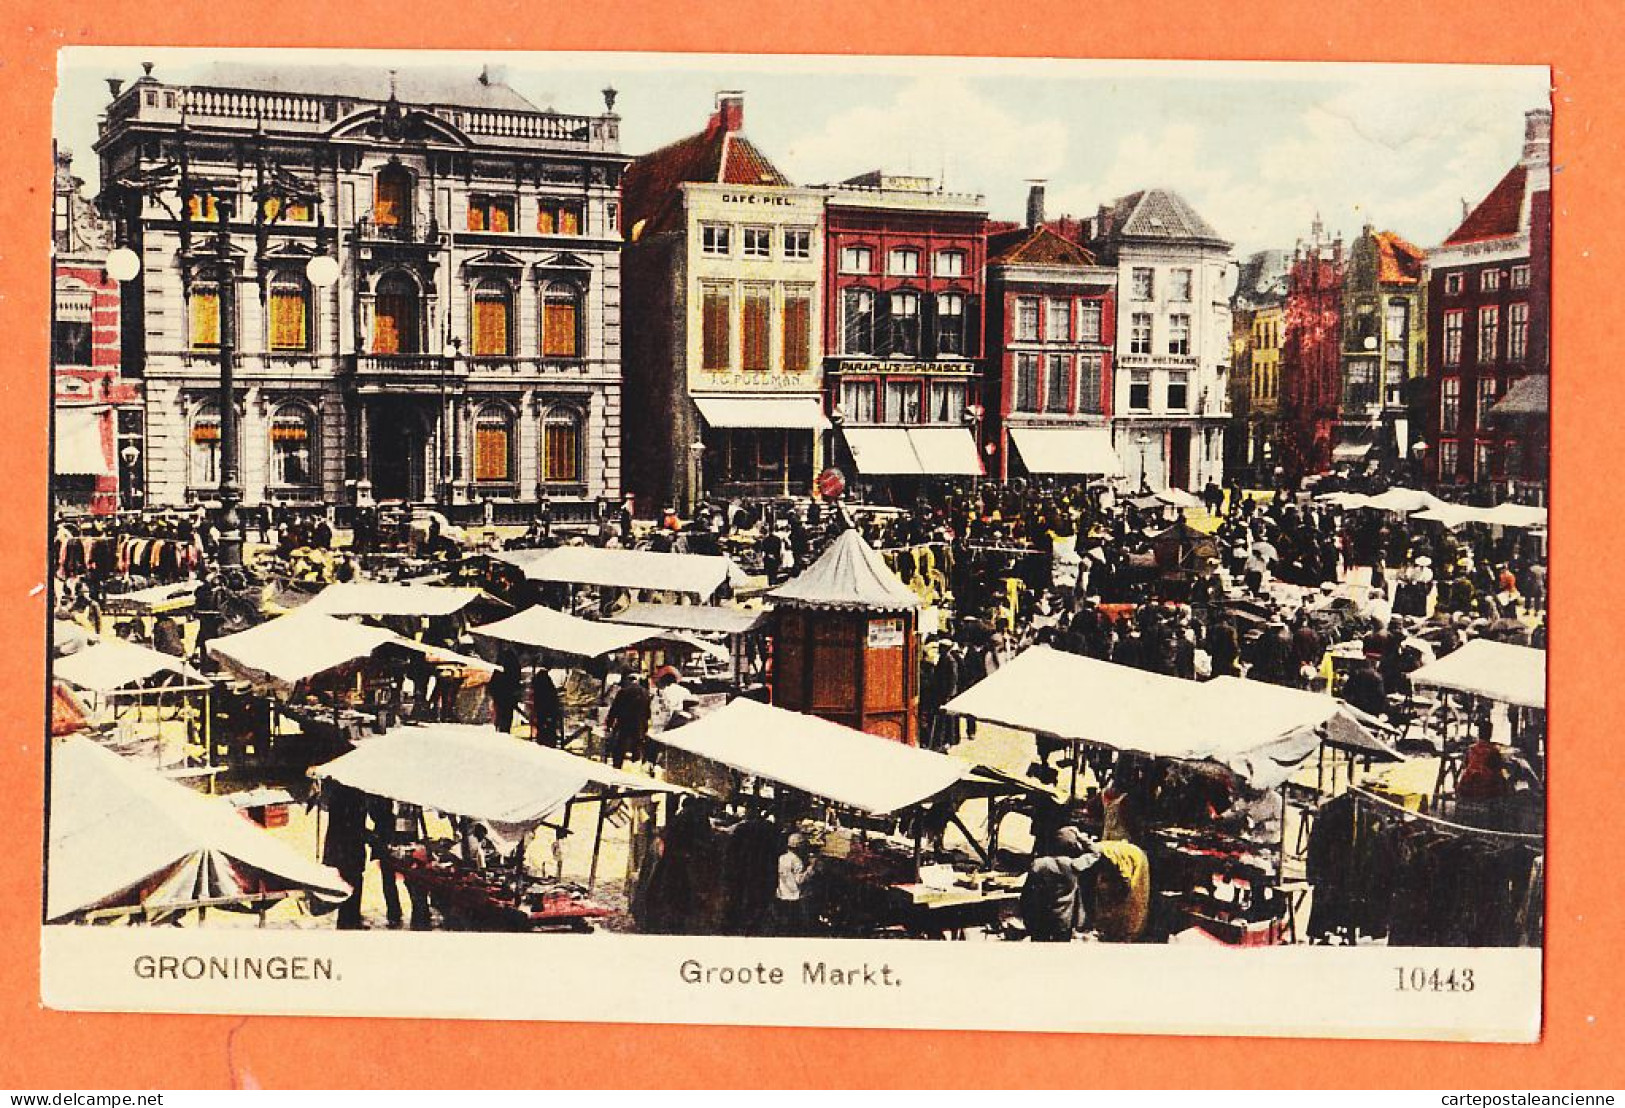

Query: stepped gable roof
[1100,188,1230,247]
[191,63,541,112]
[1444,165,1530,246]
[622,106,792,239]
[1374,231,1426,283]
[987,224,1097,267]
[768,529,919,611]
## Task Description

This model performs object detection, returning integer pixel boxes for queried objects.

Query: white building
[94,63,628,519]
[1086,190,1235,491]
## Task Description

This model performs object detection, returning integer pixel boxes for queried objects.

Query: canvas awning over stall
[474,605,681,660]
[300,582,494,618]
[942,646,1397,788]
[207,611,492,690]
[48,737,350,920]
[1008,426,1122,476]
[693,395,831,431]
[55,639,209,693]
[604,603,767,637]
[653,697,973,815]
[492,546,745,600]
[1362,488,1445,514]
[1410,640,1546,709]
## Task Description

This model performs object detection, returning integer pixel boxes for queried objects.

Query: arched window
[471,279,514,357]
[372,271,420,354]
[474,404,515,485]
[542,406,583,485]
[189,402,224,487]
[190,280,222,350]
[541,281,581,359]
[374,165,413,228]
[269,402,317,487]
[268,272,312,352]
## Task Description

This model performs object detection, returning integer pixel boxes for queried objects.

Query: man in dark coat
[605,672,652,768]
[530,665,565,747]
[489,650,523,734]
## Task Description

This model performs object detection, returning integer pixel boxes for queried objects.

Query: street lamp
[688,437,707,518]
[1136,430,1152,493]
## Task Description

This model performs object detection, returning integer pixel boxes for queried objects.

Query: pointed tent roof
[1099,189,1230,248]
[987,224,1097,267]
[622,101,793,240]
[768,529,920,611]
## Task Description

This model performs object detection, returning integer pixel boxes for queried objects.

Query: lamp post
[1136,430,1152,494]
[440,336,461,506]
[687,437,706,518]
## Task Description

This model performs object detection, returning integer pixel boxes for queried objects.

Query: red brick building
[821,172,988,493]
[1424,108,1551,498]
[983,187,1119,482]
[1278,219,1345,482]
[53,145,141,515]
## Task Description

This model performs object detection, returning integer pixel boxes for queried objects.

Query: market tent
[300,581,492,618]
[48,737,350,920]
[604,603,767,636]
[54,406,113,477]
[654,697,972,815]
[1008,426,1123,476]
[1198,677,1401,785]
[1482,502,1548,529]
[1362,487,1444,514]
[55,639,209,693]
[474,604,675,660]
[492,546,744,600]
[1412,502,1489,529]
[311,726,590,838]
[1315,491,1374,510]
[692,395,831,431]
[1410,640,1546,709]
[206,611,396,688]
[768,528,920,610]
[1155,487,1203,509]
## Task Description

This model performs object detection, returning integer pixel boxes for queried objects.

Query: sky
[55,48,1551,257]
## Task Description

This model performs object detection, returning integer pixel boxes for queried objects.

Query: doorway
[370,397,430,501]
[1169,427,1192,490]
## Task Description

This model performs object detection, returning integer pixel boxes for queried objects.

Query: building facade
[621,94,827,513]
[95,63,627,518]
[984,190,1119,482]
[1278,220,1345,482]
[1085,190,1234,491]
[1228,249,1289,485]
[821,172,988,494]
[53,145,142,516]
[1337,227,1427,471]
[1424,108,1552,497]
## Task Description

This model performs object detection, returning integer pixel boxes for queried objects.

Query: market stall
[48,736,350,924]
[491,546,747,605]
[310,724,684,930]
[651,697,1028,938]
[1409,639,1546,806]
[54,639,215,778]
[603,602,768,690]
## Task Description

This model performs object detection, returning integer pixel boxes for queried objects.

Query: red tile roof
[1374,231,1425,284]
[621,114,791,240]
[1444,165,1529,246]
[987,224,1096,267]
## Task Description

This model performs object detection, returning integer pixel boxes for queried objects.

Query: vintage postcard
[42,46,1548,1040]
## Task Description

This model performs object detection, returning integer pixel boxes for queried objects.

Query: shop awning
[55,639,209,693]
[302,582,494,618]
[843,428,924,476]
[694,395,831,431]
[209,611,399,687]
[907,427,983,476]
[1009,425,1122,476]
[54,406,113,477]
[492,546,745,600]
[943,646,1395,788]
[604,603,767,637]
[48,737,350,920]
[654,697,973,815]
[473,605,677,660]
[1411,640,1546,709]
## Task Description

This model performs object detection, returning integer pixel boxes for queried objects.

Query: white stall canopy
[208,611,491,691]
[300,582,495,618]
[654,697,973,815]
[768,528,919,610]
[1410,640,1546,709]
[604,603,767,637]
[55,639,209,693]
[1008,426,1123,476]
[474,605,681,660]
[493,546,745,601]
[48,737,350,920]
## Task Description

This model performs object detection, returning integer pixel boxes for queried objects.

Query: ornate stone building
[94,63,628,517]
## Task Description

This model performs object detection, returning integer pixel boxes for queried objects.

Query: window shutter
[783,296,810,374]
[965,295,981,360]
[475,424,510,482]
[875,293,893,358]
[922,293,938,359]
[270,289,307,351]
[190,289,221,349]
[474,294,510,356]
[543,298,579,358]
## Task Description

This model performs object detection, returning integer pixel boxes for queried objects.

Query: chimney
[714,91,745,133]
[1026,182,1047,229]
[1521,107,1552,169]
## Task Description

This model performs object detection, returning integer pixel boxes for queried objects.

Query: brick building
[821,172,987,495]
[1278,219,1345,482]
[95,63,628,517]
[1424,108,1551,498]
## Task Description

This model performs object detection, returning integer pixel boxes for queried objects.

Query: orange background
[2,0,1621,1088]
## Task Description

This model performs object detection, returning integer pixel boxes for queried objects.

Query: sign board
[867,617,905,649]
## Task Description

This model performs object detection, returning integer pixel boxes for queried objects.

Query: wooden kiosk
[768,529,922,745]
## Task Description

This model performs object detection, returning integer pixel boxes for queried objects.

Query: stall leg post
[587,798,607,891]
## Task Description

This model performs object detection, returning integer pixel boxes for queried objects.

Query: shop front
[692,395,827,501]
